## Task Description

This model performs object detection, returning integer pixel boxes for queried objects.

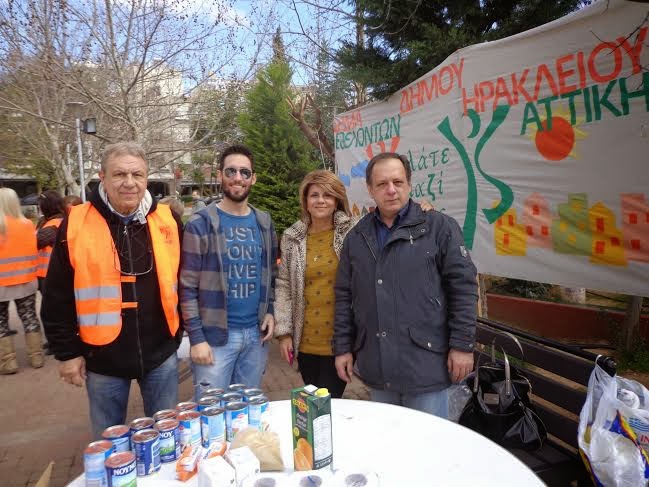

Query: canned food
[176,401,198,413]
[248,395,270,431]
[203,387,225,398]
[132,428,161,477]
[105,451,136,487]
[176,401,198,412]
[177,410,202,450]
[153,409,177,422]
[228,383,247,393]
[102,425,130,453]
[128,417,154,450]
[201,406,225,448]
[243,388,263,401]
[225,401,249,441]
[198,395,221,411]
[221,392,243,407]
[84,440,113,487]
[154,418,181,463]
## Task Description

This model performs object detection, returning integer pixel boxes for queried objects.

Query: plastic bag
[231,427,284,472]
[448,383,473,423]
[578,364,649,486]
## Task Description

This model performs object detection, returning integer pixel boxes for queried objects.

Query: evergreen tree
[239,30,318,235]
[338,0,589,100]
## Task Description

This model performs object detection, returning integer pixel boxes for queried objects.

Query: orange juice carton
[197,455,236,487]
[290,385,332,471]
[225,446,260,485]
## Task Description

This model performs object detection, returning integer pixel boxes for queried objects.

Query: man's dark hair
[218,144,255,172]
[365,152,412,185]
[39,190,66,219]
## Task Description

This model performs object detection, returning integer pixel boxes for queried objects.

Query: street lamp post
[66,101,96,202]
[75,118,86,202]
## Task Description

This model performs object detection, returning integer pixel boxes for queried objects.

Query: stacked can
[84,440,113,487]
[101,425,130,453]
[243,388,263,401]
[132,428,161,476]
[155,418,181,463]
[203,387,225,400]
[153,409,177,422]
[198,395,221,412]
[221,392,243,408]
[248,395,270,431]
[128,417,154,450]
[228,383,247,393]
[178,409,201,450]
[105,451,136,487]
[224,401,249,442]
[176,401,198,413]
[201,406,226,447]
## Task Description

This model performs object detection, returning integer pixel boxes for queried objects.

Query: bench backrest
[474,317,616,450]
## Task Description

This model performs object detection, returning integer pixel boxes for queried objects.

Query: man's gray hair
[100,142,148,172]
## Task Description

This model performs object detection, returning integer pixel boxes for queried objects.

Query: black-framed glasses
[223,167,253,180]
[111,225,154,277]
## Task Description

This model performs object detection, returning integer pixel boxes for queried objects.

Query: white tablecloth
[68,399,544,486]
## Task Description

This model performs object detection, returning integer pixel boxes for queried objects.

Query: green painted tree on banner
[238,29,318,236]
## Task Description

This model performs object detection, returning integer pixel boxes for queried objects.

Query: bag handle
[490,331,524,362]
[472,345,512,397]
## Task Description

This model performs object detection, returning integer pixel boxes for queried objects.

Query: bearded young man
[180,144,278,398]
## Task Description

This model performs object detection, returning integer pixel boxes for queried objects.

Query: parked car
[20,193,40,206]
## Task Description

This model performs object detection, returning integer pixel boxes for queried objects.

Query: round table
[68,399,544,486]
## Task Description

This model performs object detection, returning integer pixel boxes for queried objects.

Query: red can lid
[132,429,159,443]
[155,418,180,431]
[84,440,113,455]
[102,424,129,438]
[177,410,200,420]
[105,451,135,468]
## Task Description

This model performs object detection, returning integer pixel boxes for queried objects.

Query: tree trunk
[478,274,488,318]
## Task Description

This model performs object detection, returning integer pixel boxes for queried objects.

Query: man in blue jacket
[180,144,277,398]
[334,152,477,418]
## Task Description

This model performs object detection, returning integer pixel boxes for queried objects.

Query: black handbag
[458,334,547,451]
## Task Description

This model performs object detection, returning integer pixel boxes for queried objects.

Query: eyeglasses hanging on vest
[110,222,153,277]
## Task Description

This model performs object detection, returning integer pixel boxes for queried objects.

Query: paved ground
[0,302,369,487]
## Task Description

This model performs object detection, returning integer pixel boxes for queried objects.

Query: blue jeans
[191,327,268,400]
[370,387,449,419]
[86,353,179,439]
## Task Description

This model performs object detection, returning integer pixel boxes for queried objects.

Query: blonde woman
[0,188,44,374]
[275,170,353,397]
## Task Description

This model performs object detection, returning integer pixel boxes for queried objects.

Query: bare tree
[0,0,263,193]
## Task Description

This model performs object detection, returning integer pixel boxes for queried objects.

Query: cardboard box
[226,446,261,485]
[290,385,333,471]
[198,456,236,487]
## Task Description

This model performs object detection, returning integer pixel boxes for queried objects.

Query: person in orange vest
[0,188,45,374]
[62,194,82,212]
[36,190,66,294]
[41,142,184,439]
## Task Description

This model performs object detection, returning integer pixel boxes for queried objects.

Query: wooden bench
[474,317,617,486]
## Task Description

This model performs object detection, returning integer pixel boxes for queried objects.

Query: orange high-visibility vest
[0,217,38,287]
[36,217,63,278]
[67,203,180,346]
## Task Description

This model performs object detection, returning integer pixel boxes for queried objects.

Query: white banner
[334,0,649,297]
